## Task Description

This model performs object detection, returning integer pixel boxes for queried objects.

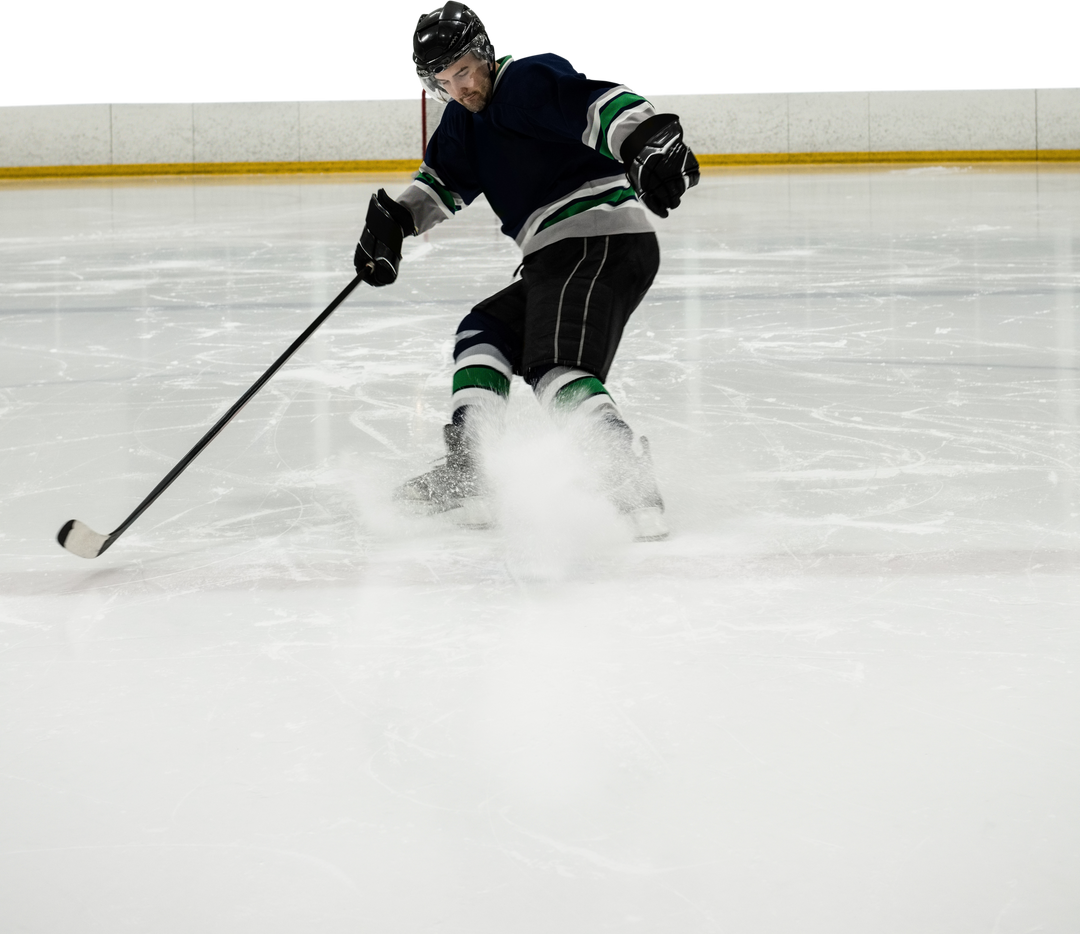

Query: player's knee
[454,310,516,366]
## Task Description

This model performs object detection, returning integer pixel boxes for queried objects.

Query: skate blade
[395,494,494,529]
[628,506,669,542]
[456,496,495,530]
[394,495,457,517]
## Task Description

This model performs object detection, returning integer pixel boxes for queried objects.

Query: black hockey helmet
[413,2,494,99]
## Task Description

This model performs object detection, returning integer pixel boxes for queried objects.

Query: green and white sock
[534,366,620,420]
[451,331,512,421]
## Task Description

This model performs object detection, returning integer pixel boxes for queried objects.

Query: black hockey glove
[621,114,700,218]
[354,189,414,286]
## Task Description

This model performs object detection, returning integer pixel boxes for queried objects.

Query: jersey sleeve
[396,116,483,235]
[580,84,657,163]
[397,163,462,235]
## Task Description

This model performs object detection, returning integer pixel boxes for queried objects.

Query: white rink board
[1,168,1079,933]
[1,90,1078,169]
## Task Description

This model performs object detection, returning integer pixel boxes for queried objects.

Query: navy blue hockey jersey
[397,54,658,255]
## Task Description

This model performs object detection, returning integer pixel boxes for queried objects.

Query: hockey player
[354,2,699,540]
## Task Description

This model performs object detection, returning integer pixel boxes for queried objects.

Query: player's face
[434,53,494,113]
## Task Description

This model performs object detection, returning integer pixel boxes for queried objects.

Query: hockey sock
[531,366,622,422]
[451,312,513,424]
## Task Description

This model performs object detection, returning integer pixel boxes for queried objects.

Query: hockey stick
[57,272,365,559]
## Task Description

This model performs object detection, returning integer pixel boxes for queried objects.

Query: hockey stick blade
[57,519,113,559]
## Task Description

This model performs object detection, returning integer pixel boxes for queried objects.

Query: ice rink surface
[2,166,1079,933]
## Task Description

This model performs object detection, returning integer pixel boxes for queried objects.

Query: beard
[457,69,493,113]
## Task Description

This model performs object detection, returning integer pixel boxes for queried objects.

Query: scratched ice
[1,168,1079,933]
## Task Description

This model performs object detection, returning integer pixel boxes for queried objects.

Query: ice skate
[593,423,668,542]
[614,435,668,541]
[395,423,493,528]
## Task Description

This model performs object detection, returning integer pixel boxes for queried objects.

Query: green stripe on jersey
[596,92,649,159]
[453,366,511,396]
[554,377,610,410]
[537,186,639,233]
[416,171,460,214]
